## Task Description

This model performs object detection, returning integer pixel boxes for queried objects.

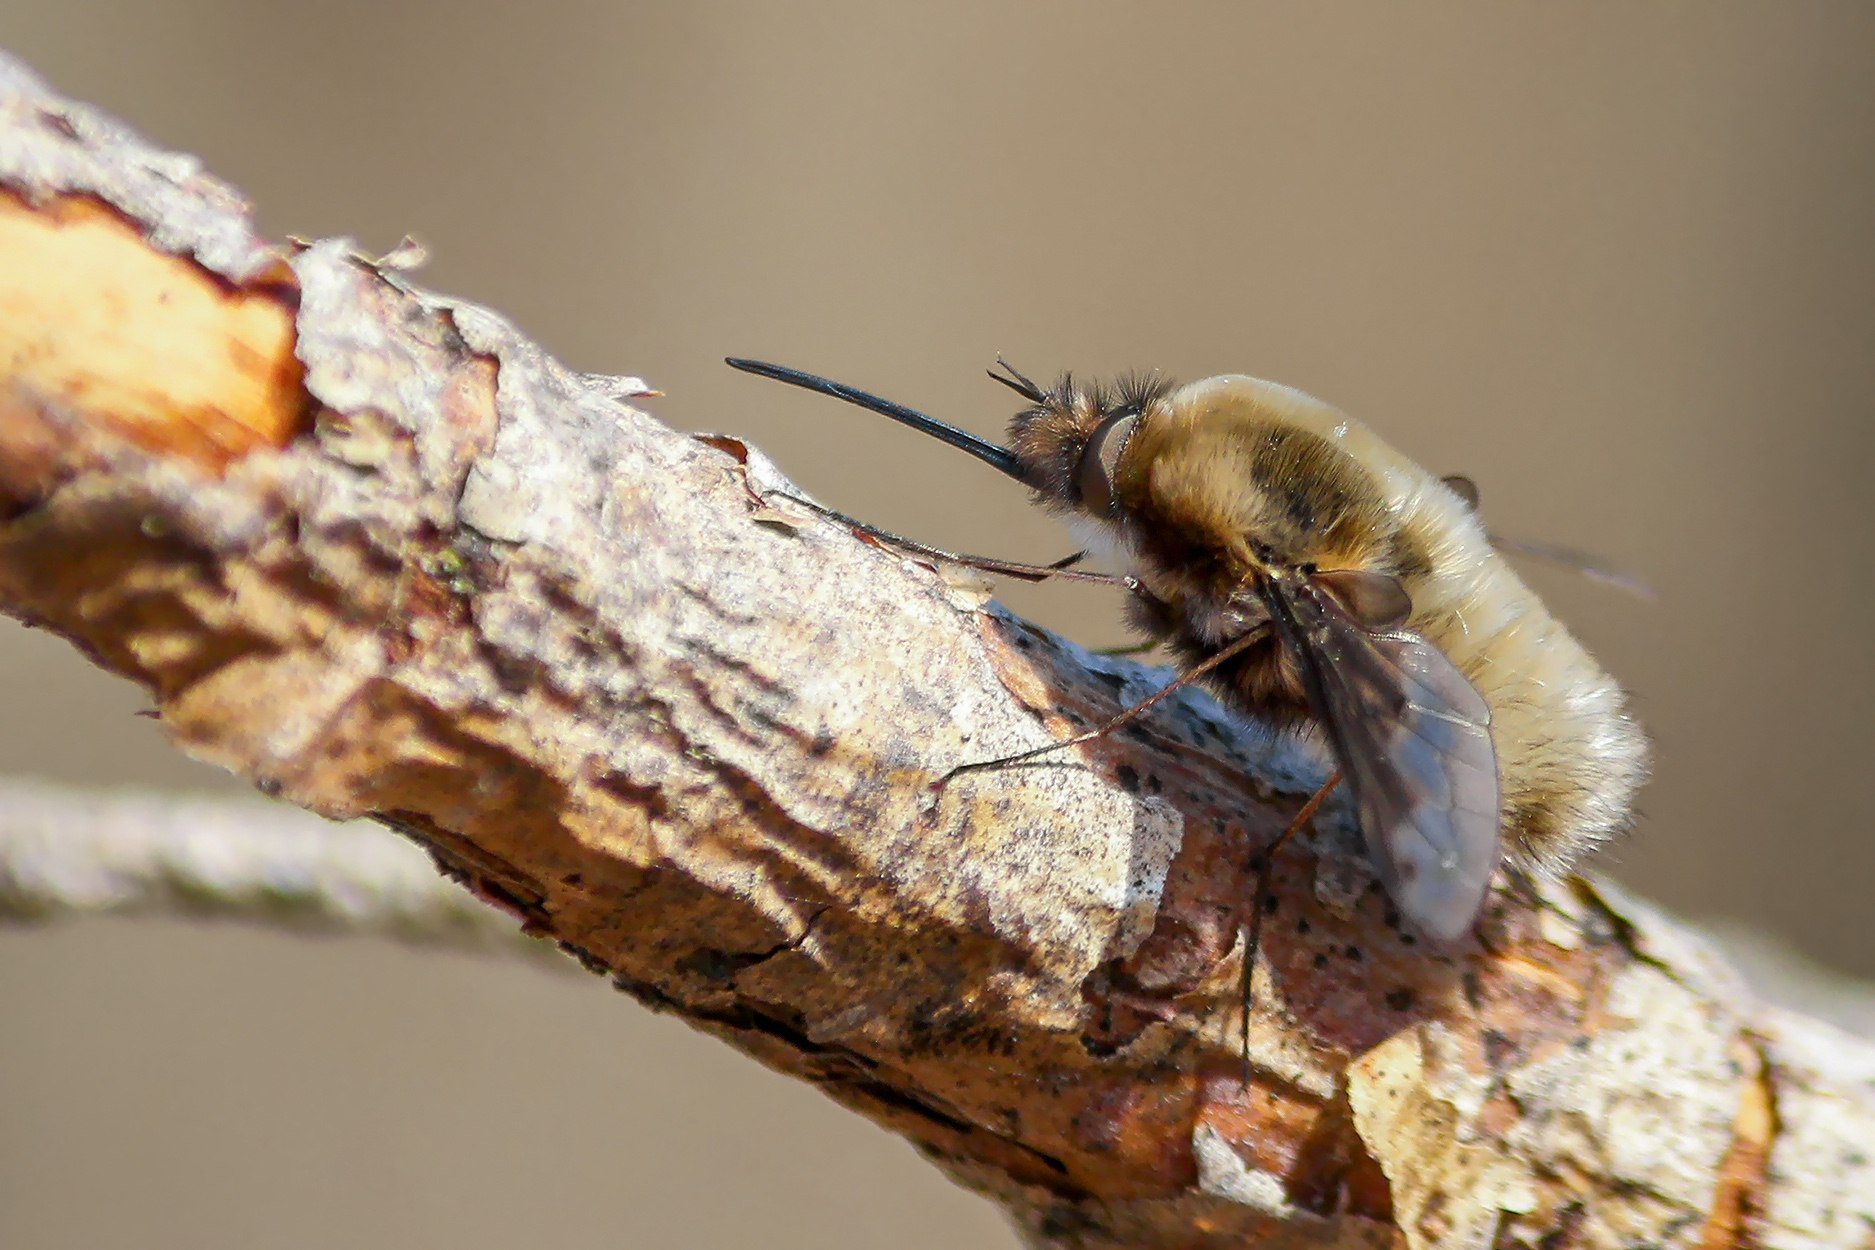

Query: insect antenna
[986,355,1046,403]
[724,360,1139,585]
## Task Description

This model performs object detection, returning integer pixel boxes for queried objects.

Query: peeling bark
[1,51,1871,1250]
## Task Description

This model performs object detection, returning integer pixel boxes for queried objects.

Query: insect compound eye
[1076,412,1138,516]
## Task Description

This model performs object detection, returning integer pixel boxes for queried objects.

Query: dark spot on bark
[675,947,742,983]
[39,109,79,140]
[594,770,670,820]
[1385,988,1416,1011]
[1038,1206,1106,1239]
[1534,1204,1587,1250]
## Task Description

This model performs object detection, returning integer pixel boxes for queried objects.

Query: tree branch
[0,778,548,960]
[1,51,1870,1250]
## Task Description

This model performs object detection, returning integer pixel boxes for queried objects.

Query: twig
[0,779,541,959]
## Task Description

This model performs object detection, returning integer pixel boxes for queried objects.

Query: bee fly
[726,357,1649,1026]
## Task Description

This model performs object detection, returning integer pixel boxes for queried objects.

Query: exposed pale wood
[3,50,1871,1250]
[0,191,304,468]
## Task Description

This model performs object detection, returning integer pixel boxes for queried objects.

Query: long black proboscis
[725,358,1029,483]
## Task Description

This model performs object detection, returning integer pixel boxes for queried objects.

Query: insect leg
[1092,639,1164,657]
[1239,770,1341,1082]
[943,626,1268,782]
[766,490,1129,586]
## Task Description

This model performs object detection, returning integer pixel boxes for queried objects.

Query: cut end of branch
[0,189,306,485]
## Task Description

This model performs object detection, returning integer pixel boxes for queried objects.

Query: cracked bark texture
[1,51,1871,1250]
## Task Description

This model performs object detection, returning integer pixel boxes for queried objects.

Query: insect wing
[1358,632,1501,939]
[1279,583,1502,942]
[1491,536,1657,601]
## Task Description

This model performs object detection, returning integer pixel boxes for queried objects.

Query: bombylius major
[727,357,1649,1015]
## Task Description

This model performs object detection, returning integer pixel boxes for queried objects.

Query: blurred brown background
[2,3,1872,1247]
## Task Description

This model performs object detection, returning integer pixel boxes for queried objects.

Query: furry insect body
[1015,373,1648,890]
[727,359,1649,942]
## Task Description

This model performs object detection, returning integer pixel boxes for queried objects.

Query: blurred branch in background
[0,780,536,960]
[3,50,1874,1250]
